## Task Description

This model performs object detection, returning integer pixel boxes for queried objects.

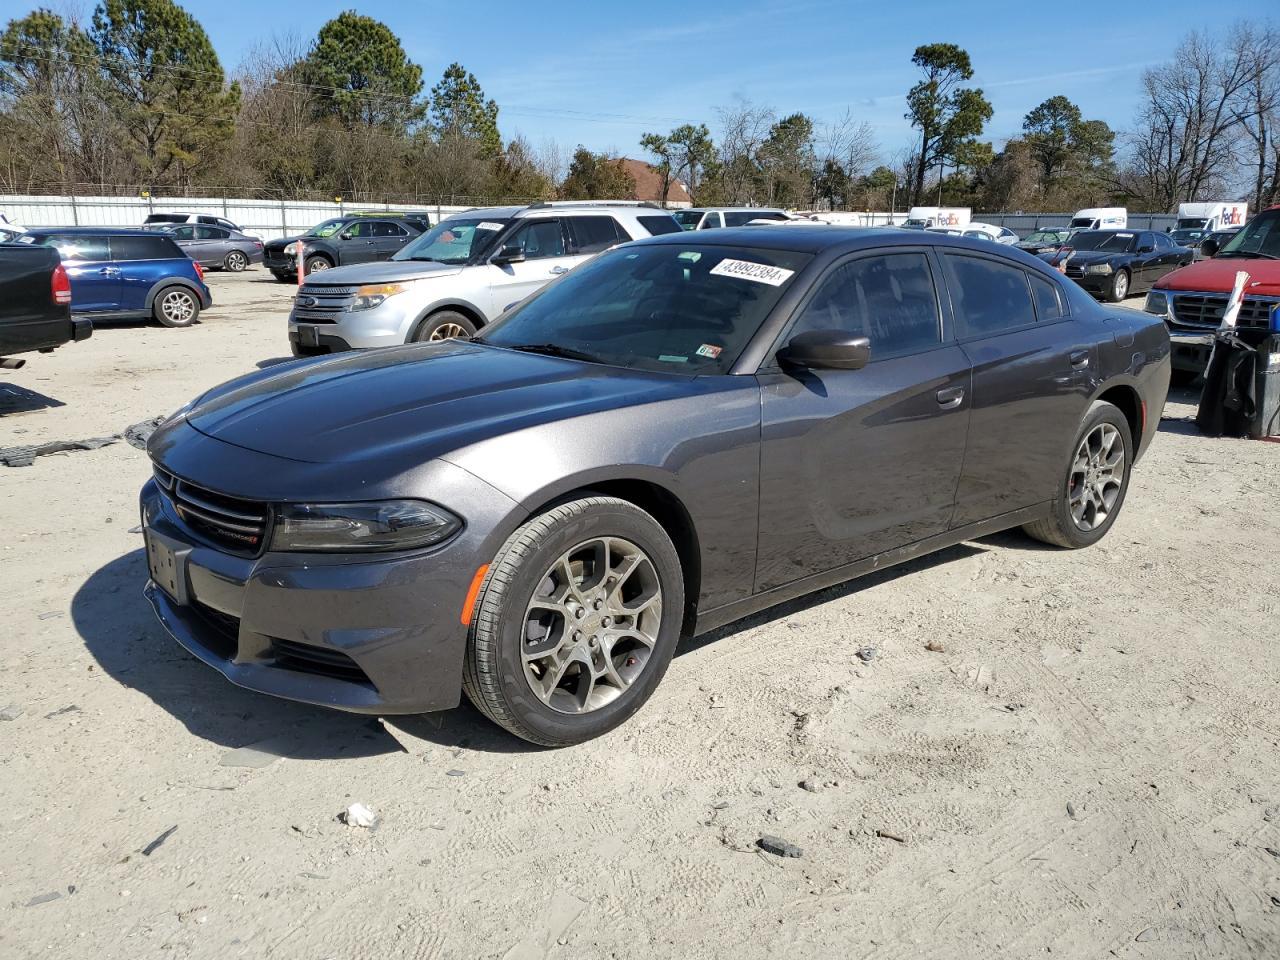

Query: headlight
[1144,290,1169,316]
[1084,263,1113,275]
[350,283,406,311]
[270,500,461,552]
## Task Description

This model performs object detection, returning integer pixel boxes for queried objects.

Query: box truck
[1174,202,1247,234]
[902,207,971,230]
[1069,207,1127,231]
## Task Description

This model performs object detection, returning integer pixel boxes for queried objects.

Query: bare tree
[1228,22,1280,209]
[714,98,774,205]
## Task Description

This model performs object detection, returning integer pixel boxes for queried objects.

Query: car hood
[1152,256,1280,297]
[181,343,701,465]
[297,260,464,285]
[264,235,305,252]
[1059,249,1128,265]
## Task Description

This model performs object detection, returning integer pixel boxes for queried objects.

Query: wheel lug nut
[602,617,612,627]
[589,637,599,649]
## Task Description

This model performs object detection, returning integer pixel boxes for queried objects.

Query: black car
[1043,229,1193,302]
[263,213,432,282]
[142,227,1170,746]
[1016,227,1072,256]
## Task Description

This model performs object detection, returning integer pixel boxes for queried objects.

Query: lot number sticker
[710,258,795,286]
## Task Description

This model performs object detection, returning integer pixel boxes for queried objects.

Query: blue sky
[180,0,1272,160]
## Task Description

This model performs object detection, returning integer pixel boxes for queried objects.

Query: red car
[1145,204,1280,374]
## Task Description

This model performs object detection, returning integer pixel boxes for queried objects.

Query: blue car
[18,228,212,327]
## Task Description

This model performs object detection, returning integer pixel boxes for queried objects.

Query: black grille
[154,466,270,554]
[293,284,357,324]
[191,601,239,659]
[1170,293,1276,332]
[271,638,373,686]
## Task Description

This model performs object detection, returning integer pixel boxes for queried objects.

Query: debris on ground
[43,705,80,719]
[925,639,945,653]
[123,416,166,450]
[218,738,288,769]
[1067,801,1081,820]
[799,779,819,793]
[0,435,118,468]
[37,610,64,621]
[1264,805,1278,822]
[25,891,62,907]
[1264,847,1280,859]
[1135,927,1159,942]
[141,825,178,856]
[0,704,23,721]
[446,769,465,777]
[757,835,803,858]
[338,803,379,829]
[856,646,878,662]
[875,829,906,844]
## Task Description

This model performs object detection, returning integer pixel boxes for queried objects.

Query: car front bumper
[138,442,520,714]
[289,302,416,351]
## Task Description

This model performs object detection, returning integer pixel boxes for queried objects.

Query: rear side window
[372,221,408,237]
[111,235,180,260]
[789,252,942,358]
[945,254,1037,337]
[46,235,110,261]
[1029,274,1067,321]
[145,214,185,224]
[637,215,681,236]
[194,226,229,240]
[567,216,626,253]
[698,212,723,229]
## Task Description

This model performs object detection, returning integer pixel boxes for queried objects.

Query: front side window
[506,220,566,259]
[480,244,812,374]
[697,212,723,230]
[945,254,1037,337]
[788,253,942,358]
[567,216,626,253]
[44,235,110,261]
[393,217,509,264]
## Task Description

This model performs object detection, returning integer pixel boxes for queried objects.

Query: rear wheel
[1023,400,1132,548]
[224,250,249,272]
[463,497,684,746]
[1105,268,1130,303]
[411,310,477,342]
[153,287,200,328]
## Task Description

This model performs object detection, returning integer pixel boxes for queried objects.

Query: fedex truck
[1069,207,1127,231]
[1175,202,1247,234]
[902,207,971,230]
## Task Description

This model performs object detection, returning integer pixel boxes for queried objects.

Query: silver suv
[288,202,681,354]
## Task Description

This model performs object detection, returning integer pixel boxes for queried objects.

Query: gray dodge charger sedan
[142,227,1170,746]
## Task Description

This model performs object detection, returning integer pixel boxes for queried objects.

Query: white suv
[287,202,681,354]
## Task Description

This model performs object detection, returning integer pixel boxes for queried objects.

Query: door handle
[936,386,964,409]
[1069,349,1090,369]
[550,265,569,275]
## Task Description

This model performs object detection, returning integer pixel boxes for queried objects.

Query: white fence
[0,194,477,240]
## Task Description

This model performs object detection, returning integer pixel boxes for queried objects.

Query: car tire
[270,270,292,283]
[1104,269,1130,303]
[1022,400,1132,549]
[411,310,477,342]
[290,343,326,358]
[224,250,249,272]
[152,287,201,328]
[303,255,332,276]
[462,496,685,747]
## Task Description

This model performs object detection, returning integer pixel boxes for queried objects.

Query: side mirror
[339,230,355,240]
[1200,237,1219,258]
[779,330,871,371]
[491,241,525,265]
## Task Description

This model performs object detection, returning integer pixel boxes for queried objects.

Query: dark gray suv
[142,227,1170,745]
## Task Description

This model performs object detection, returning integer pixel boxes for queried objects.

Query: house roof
[619,158,692,206]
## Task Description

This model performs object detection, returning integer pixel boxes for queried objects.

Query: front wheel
[1022,400,1132,548]
[1105,268,1130,303]
[463,497,685,746]
[411,310,477,342]
[153,287,201,327]
[304,255,332,276]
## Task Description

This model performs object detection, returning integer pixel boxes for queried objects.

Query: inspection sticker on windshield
[696,343,723,359]
[710,258,794,286]
[477,221,505,231]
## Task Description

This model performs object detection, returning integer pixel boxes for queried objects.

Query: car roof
[635,224,1042,258]
[685,206,785,214]
[25,226,168,236]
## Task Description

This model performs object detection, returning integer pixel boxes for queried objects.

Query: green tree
[904,43,992,205]
[301,11,424,130]
[759,112,814,207]
[1022,95,1081,182]
[814,158,849,209]
[430,62,499,157]
[90,0,239,185]
[560,146,635,199]
[667,123,715,203]
[638,131,674,205]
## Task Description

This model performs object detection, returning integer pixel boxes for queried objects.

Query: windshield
[478,243,812,374]
[1067,231,1135,253]
[1217,210,1280,259]
[392,217,509,264]
[1176,218,1208,230]
[1170,229,1204,245]
[306,218,347,239]
[672,211,703,230]
[1069,218,1096,229]
[1023,230,1063,243]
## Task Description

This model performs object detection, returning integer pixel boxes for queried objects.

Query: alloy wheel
[1068,422,1124,531]
[428,322,468,341]
[226,251,247,271]
[521,537,663,714]
[161,290,195,325]
[1113,271,1128,299]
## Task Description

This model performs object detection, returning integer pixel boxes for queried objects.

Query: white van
[1175,202,1247,234]
[902,207,971,230]
[1070,207,1127,231]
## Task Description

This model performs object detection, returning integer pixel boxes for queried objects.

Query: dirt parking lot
[2,269,1279,959]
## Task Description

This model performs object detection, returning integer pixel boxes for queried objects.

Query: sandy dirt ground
[1,270,1278,959]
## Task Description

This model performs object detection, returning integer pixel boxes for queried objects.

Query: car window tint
[945,254,1037,336]
[790,253,942,358]
[169,225,196,240]
[111,235,176,260]
[1029,274,1067,320]
[47,235,110,261]
[1154,232,1174,250]
[697,212,722,229]
[725,211,781,226]
[372,221,408,237]
[510,220,565,259]
[637,215,682,236]
[194,225,227,240]
[343,221,371,239]
[568,216,625,253]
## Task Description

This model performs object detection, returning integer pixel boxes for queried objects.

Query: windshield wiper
[499,343,601,363]
[1217,250,1278,260]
